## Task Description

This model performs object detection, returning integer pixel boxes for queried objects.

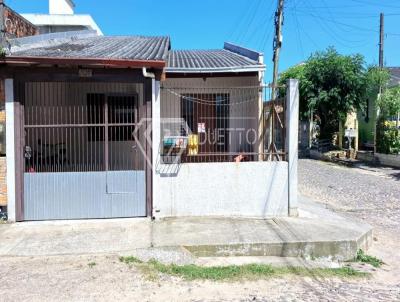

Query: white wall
[5,79,16,222]
[153,161,288,218]
[49,0,75,15]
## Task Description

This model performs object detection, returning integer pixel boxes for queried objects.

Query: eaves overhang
[1,56,166,69]
[165,65,266,74]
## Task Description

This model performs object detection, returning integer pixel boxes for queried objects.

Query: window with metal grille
[87,94,137,142]
[181,93,230,154]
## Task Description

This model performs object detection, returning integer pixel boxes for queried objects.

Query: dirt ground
[0,159,400,302]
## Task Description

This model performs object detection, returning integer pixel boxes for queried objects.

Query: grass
[355,249,384,268]
[88,262,97,268]
[119,256,143,265]
[119,257,369,281]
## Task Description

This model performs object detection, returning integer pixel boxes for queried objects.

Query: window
[181,93,230,153]
[87,93,105,141]
[87,94,137,142]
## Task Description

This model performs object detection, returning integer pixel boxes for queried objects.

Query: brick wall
[2,5,38,39]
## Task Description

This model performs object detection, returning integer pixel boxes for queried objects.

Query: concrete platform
[0,196,372,261]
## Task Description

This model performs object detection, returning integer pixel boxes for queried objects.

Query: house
[0,30,299,222]
[21,0,102,35]
[0,0,38,210]
[358,67,400,149]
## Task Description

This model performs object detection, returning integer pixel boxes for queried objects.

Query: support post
[5,79,16,222]
[258,55,265,161]
[286,79,299,217]
[151,79,161,218]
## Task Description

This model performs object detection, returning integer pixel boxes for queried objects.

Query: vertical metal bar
[104,94,109,172]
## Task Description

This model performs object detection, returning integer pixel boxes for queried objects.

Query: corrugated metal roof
[7,33,264,73]
[10,35,170,61]
[388,67,400,87]
[167,49,264,72]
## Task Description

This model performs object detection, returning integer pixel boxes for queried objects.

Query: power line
[348,0,400,9]
[299,0,372,47]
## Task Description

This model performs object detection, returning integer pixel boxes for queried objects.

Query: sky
[6,0,400,82]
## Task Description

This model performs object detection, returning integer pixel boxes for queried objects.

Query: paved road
[299,159,400,234]
[298,159,400,301]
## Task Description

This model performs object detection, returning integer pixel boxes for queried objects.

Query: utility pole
[379,13,384,68]
[268,0,284,159]
[375,13,384,154]
[271,0,285,100]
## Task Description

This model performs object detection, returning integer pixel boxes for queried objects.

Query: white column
[151,79,161,217]
[286,79,299,217]
[5,79,16,222]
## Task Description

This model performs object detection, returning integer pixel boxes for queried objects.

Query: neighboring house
[358,67,400,149]
[21,0,102,35]
[389,67,400,87]
[0,0,37,40]
[1,30,299,222]
[0,0,38,209]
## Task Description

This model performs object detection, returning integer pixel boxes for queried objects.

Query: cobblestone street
[0,159,399,302]
[299,159,400,234]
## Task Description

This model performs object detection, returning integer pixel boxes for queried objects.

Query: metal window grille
[23,82,142,173]
[160,84,286,163]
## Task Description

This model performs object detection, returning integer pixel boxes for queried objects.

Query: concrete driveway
[0,195,371,261]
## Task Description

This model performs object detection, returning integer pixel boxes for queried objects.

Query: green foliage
[378,86,400,117]
[119,257,368,281]
[279,47,381,139]
[376,122,400,154]
[87,262,97,268]
[355,249,384,268]
[279,63,310,119]
[365,67,390,98]
[119,256,143,264]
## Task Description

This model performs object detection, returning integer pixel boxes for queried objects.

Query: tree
[378,86,400,118]
[376,85,400,154]
[279,47,368,139]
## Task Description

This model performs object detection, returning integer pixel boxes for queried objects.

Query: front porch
[152,78,299,219]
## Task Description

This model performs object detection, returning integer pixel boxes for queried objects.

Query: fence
[22,82,145,173]
[159,84,286,163]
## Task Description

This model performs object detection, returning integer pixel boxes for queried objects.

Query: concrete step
[0,196,372,262]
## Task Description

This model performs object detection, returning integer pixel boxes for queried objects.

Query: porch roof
[3,30,170,68]
[166,42,265,73]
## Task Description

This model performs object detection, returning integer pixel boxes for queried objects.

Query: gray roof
[7,31,264,73]
[388,67,400,87]
[8,31,170,61]
[166,42,264,73]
